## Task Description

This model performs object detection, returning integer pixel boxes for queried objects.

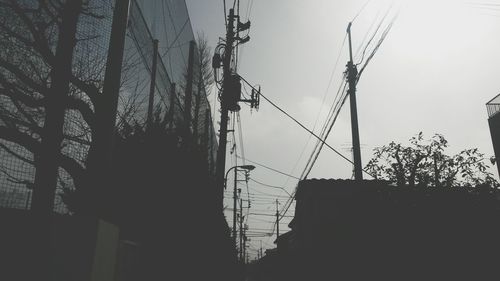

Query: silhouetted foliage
[0,0,111,212]
[365,132,498,188]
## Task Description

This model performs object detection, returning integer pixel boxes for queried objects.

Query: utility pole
[233,166,238,248]
[147,39,159,128]
[239,197,244,262]
[243,223,247,263]
[276,199,279,239]
[260,240,263,259]
[346,22,363,181]
[215,8,236,209]
[168,83,176,130]
[214,9,254,209]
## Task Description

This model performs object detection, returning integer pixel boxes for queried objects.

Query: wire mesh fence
[487,93,500,118]
[0,0,217,213]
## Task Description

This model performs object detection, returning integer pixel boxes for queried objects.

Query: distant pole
[244,234,248,263]
[347,22,363,181]
[215,8,236,209]
[147,39,159,128]
[276,199,279,239]
[168,83,176,129]
[233,167,238,248]
[240,197,244,262]
[184,40,196,145]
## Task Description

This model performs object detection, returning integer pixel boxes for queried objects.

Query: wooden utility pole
[347,22,363,181]
[147,39,159,128]
[215,8,236,208]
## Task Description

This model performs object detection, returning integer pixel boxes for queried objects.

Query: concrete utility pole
[243,223,248,263]
[147,39,159,128]
[215,8,236,208]
[233,166,238,248]
[240,197,244,262]
[347,22,363,181]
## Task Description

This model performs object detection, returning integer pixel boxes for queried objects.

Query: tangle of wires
[274,4,398,229]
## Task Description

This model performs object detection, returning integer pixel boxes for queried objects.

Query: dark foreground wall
[251,180,500,281]
[0,133,239,281]
[489,113,500,177]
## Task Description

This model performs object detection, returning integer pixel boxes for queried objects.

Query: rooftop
[486,93,500,118]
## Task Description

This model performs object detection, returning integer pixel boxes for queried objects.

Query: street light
[225,165,255,247]
[224,165,255,189]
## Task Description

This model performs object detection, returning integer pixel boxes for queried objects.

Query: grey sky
[185,0,500,259]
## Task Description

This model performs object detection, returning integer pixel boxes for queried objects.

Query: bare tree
[0,0,114,214]
[192,32,214,145]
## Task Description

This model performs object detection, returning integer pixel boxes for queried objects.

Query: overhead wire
[351,0,373,23]
[238,75,368,176]
[356,5,393,66]
[273,7,398,229]
[357,12,398,82]
[250,178,292,196]
[223,0,227,28]
[295,34,348,182]
[236,155,301,180]
[355,8,382,60]
[302,81,349,179]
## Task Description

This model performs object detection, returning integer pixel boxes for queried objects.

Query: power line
[238,75,349,163]
[249,212,294,218]
[222,0,227,28]
[237,155,301,179]
[302,81,349,179]
[249,178,292,196]
[351,0,373,23]
[356,6,393,66]
[294,33,348,182]
[239,76,374,178]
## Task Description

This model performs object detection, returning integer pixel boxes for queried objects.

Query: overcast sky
[185,0,500,259]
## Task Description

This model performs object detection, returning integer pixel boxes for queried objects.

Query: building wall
[489,113,500,177]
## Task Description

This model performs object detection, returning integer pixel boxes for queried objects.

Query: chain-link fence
[0,0,217,213]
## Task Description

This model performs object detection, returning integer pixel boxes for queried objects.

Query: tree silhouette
[192,32,214,144]
[365,132,498,188]
[0,0,141,213]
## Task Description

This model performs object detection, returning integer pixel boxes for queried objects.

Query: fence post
[147,39,159,129]
[83,0,130,279]
[168,83,176,130]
